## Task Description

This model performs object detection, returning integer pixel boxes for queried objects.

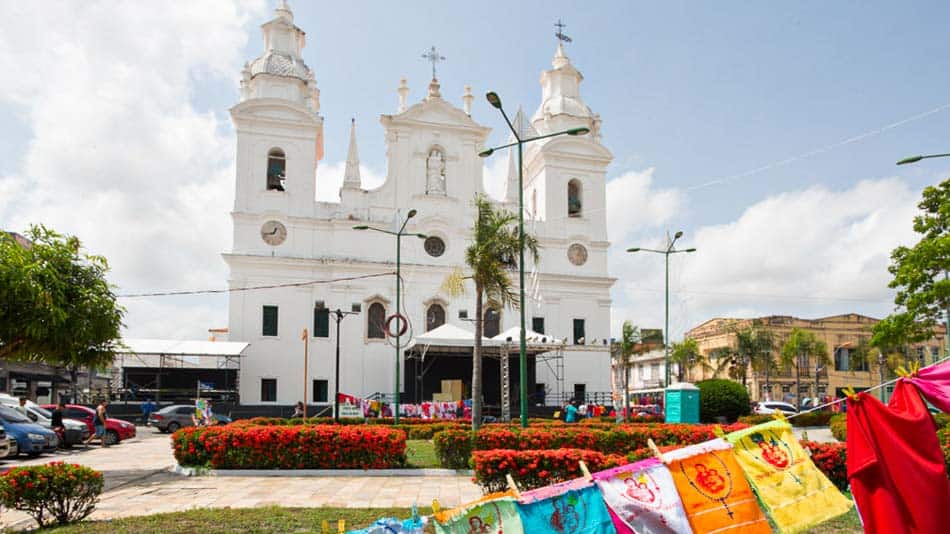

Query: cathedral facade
[225,3,616,407]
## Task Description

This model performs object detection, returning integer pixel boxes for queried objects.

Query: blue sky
[1,1,947,340]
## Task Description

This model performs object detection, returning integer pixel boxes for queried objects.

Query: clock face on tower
[260,220,287,246]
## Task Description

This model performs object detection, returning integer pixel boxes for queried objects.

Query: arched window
[426,304,446,332]
[367,302,386,339]
[567,179,582,217]
[267,148,286,191]
[484,308,500,339]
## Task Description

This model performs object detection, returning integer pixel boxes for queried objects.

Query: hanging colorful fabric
[662,438,770,534]
[592,458,692,534]
[904,359,950,412]
[846,381,950,534]
[517,478,613,534]
[433,490,524,534]
[725,420,851,533]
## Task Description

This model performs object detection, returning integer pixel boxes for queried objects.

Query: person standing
[140,398,155,426]
[51,401,66,447]
[565,400,579,423]
[15,397,29,417]
[291,401,304,419]
[85,400,109,447]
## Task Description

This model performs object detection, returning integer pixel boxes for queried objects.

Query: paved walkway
[0,428,481,530]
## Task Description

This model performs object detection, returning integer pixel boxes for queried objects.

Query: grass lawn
[405,439,440,468]
[40,505,861,534]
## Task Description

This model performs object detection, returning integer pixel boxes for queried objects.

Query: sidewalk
[0,428,481,530]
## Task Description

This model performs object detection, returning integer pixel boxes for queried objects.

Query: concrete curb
[172,465,473,477]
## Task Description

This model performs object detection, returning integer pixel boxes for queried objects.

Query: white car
[753,401,798,415]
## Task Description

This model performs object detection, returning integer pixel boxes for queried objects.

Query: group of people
[562,400,613,423]
[16,397,111,447]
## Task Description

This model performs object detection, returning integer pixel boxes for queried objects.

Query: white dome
[249,51,311,81]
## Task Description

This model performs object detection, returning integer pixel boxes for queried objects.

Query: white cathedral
[225,2,616,409]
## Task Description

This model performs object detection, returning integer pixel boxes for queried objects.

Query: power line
[117,272,395,298]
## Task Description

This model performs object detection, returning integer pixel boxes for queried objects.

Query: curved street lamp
[626,231,696,388]
[479,91,590,428]
[354,209,426,423]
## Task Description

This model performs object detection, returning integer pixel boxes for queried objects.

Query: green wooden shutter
[314,308,329,338]
[262,306,279,336]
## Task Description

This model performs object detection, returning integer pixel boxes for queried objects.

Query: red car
[41,404,136,445]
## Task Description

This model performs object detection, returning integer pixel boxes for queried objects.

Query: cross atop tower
[555,19,572,43]
[421,45,446,81]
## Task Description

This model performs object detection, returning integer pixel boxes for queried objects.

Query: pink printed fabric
[905,360,950,412]
[592,458,693,534]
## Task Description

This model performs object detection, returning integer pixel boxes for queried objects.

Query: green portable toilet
[665,383,700,423]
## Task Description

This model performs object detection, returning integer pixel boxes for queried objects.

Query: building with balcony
[685,313,946,403]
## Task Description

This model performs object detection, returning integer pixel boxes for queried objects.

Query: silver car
[148,404,231,432]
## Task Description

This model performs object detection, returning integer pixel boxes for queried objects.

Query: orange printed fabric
[726,420,851,533]
[662,438,770,534]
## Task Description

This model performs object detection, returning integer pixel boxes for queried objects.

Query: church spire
[341,118,361,190]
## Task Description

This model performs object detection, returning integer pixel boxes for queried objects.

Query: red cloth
[846,381,950,533]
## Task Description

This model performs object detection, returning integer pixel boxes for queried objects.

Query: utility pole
[301,328,309,419]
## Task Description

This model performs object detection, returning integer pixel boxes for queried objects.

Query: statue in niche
[426,148,446,195]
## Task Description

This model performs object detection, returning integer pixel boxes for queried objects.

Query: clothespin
[896,365,910,378]
[506,474,522,499]
[772,410,787,423]
[647,438,663,461]
[579,460,593,482]
[712,425,726,439]
[432,498,441,514]
[321,520,329,534]
[842,386,858,400]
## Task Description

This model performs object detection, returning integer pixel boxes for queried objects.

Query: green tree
[669,338,703,383]
[780,328,828,407]
[0,226,125,401]
[874,179,950,350]
[614,321,641,421]
[443,196,538,430]
[734,323,775,392]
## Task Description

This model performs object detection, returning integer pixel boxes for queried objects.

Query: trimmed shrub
[737,414,773,426]
[0,462,103,527]
[173,424,406,469]
[829,414,847,442]
[433,429,474,469]
[790,411,834,427]
[696,379,751,423]
[473,449,626,492]
[801,441,848,491]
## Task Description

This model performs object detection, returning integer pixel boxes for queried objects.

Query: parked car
[148,405,232,432]
[0,398,89,447]
[41,404,136,445]
[6,435,18,458]
[0,406,58,457]
[753,401,799,415]
[0,426,10,459]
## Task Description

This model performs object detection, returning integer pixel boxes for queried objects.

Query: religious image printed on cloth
[517,485,614,534]
[433,491,523,534]
[725,420,852,533]
[593,458,692,534]
[662,438,771,534]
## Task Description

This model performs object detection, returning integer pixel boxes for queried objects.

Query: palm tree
[615,321,641,422]
[669,338,704,382]
[443,195,539,430]
[780,328,828,408]
[734,323,775,393]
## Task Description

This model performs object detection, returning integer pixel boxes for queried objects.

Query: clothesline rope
[785,354,950,420]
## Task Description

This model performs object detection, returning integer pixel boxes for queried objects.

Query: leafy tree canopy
[0,226,124,370]
[875,179,949,343]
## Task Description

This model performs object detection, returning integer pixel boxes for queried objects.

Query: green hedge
[829,414,847,442]
[433,429,474,469]
[696,379,751,423]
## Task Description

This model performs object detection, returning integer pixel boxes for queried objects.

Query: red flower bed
[473,423,748,456]
[173,424,406,469]
[801,441,848,490]
[473,449,626,492]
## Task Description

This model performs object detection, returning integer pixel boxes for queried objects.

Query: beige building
[685,313,946,403]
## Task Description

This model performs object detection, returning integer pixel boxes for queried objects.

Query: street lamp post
[331,307,359,423]
[354,210,427,424]
[479,91,590,428]
[897,152,950,359]
[626,231,696,388]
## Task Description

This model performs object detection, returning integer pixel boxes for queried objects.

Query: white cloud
[482,154,509,201]
[605,168,683,243]
[610,177,920,340]
[0,0,267,339]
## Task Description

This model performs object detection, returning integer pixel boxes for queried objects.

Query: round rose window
[424,236,446,257]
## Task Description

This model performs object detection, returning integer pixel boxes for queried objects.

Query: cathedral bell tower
[229,1,324,254]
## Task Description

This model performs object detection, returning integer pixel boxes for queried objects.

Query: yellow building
[685,313,946,403]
